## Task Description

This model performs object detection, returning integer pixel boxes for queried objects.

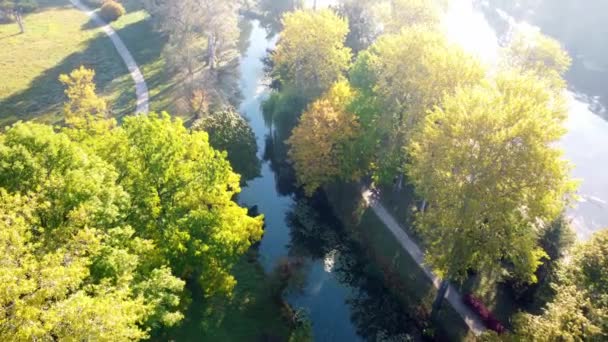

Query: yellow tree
[408,72,576,293]
[59,66,109,130]
[287,81,360,196]
[272,9,352,97]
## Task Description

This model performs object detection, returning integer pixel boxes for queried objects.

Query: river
[237,20,420,341]
[234,1,607,340]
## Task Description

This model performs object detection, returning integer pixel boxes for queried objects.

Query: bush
[464,294,506,334]
[99,0,125,22]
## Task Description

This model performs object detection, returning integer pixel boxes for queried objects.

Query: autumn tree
[350,26,485,182]
[59,66,110,132]
[287,81,361,195]
[0,0,37,33]
[192,107,261,183]
[512,229,608,340]
[271,9,352,98]
[407,72,575,306]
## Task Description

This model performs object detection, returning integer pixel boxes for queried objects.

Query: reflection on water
[445,0,608,240]
[237,21,420,341]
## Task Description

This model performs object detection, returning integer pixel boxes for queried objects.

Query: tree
[336,0,381,53]
[0,0,37,33]
[0,122,184,340]
[143,0,241,107]
[512,229,608,340]
[374,0,443,33]
[287,81,361,195]
[349,26,485,183]
[192,107,261,183]
[503,28,572,91]
[59,66,110,131]
[271,9,352,97]
[96,113,264,296]
[408,72,575,290]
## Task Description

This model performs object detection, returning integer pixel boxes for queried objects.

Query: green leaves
[407,73,574,282]
[0,112,263,339]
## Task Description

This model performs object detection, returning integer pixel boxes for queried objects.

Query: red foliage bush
[463,294,506,334]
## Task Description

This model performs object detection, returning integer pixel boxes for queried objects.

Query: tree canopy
[287,81,361,195]
[271,9,352,97]
[407,72,575,282]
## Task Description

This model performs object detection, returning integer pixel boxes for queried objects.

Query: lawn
[0,0,135,125]
[0,0,182,127]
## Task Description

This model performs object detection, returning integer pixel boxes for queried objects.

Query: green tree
[503,28,572,91]
[272,9,352,97]
[192,107,261,183]
[512,229,608,340]
[97,113,264,296]
[0,122,183,340]
[350,26,485,183]
[408,72,575,289]
[377,0,443,33]
[287,81,361,195]
[59,66,110,132]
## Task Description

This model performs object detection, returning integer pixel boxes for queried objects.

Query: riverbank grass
[159,250,292,341]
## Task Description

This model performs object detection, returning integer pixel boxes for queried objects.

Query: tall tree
[503,28,572,91]
[0,123,184,340]
[287,81,361,195]
[144,0,241,108]
[271,9,352,98]
[408,72,575,298]
[96,113,264,296]
[0,0,37,33]
[350,26,485,183]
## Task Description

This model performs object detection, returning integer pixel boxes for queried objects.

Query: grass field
[0,0,182,127]
[0,0,135,125]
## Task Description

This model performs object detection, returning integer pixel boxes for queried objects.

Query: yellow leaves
[59,66,109,131]
[287,81,360,195]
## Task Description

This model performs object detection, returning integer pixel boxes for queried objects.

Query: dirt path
[362,189,486,336]
[69,0,149,114]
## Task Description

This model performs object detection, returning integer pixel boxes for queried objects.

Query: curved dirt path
[69,0,149,114]
[362,189,486,336]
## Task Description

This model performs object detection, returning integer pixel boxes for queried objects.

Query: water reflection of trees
[285,198,421,341]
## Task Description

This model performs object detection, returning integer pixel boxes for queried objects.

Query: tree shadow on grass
[0,18,167,126]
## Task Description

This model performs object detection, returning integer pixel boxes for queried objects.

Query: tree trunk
[207,34,216,70]
[431,280,449,319]
[15,11,25,34]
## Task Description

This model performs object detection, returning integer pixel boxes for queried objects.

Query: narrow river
[237,20,422,341]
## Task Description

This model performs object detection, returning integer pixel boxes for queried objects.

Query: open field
[0,0,182,126]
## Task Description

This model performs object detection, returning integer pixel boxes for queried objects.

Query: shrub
[464,294,506,334]
[99,0,125,22]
